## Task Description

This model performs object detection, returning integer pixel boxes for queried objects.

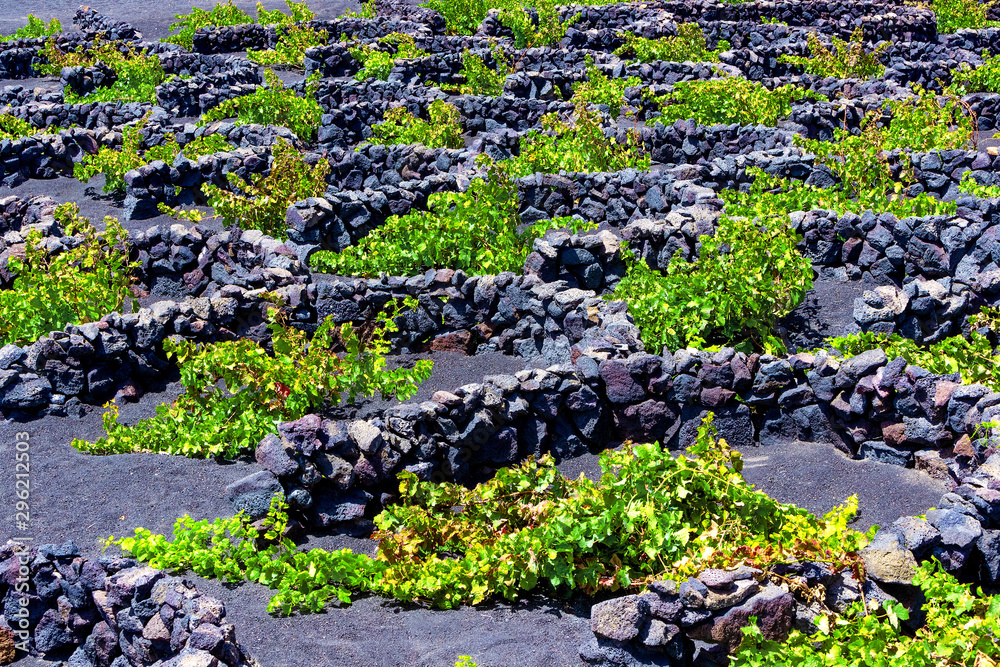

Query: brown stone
[431,390,462,407]
[914,450,951,482]
[934,381,960,411]
[861,529,918,584]
[701,386,735,408]
[428,330,473,354]
[0,626,15,664]
[881,422,906,447]
[688,588,795,653]
[143,613,171,642]
[474,321,494,340]
[954,434,975,458]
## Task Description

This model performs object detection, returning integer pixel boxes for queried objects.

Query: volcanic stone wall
[0,541,247,666]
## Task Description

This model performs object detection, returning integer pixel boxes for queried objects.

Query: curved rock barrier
[0,541,247,665]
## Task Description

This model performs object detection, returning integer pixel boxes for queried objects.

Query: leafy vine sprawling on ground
[161,139,328,238]
[778,28,887,79]
[201,69,323,140]
[111,415,869,612]
[0,15,61,41]
[612,214,813,354]
[614,23,729,63]
[372,100,464,148]
[654,77,825,127]
[0,204,135,346]
[8,1,1000,664]
[74,300,432,458]
[311,157,592,276]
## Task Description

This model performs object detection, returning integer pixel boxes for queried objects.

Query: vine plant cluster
[2,0,1000,665]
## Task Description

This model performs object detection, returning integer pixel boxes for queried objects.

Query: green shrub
[160,139,326,234]
[73,300,432,458]
[751,97,972,218]
[725,99,971,223]
[256,0,314,25]
[0,114,35,140]
[75,114,180,193]
[949,50,1000,94]
[454,48,513,96]
[571,58,639,119]
[111,414,870,612]
[734,560,1000,667]
[932,0,1000,33]
[654,76,825,127]
[41,41,166,103]
[163,0,254,49]
[0,204,135,345]
[201,70,323,140]
[248,24,327,68]
[507,105,649,176]
[612,214,813,353]
[181,133,235,159]
[350,32,429,81]
[778,28,887,80]
[824,318,1000,391]
[959,170,1000,198]
[494,0,580,48]
[721,168,957,221]
[614,23,729,63]
[422,0,491,35]
[1,15,61,41]
[70,52,165,104]
[205,139,328,238]
[880,86,972,152]
[343,0,378,19]
[112,496,383,613]
[164,0,314,49]
[310,157,592,276]
[421,0,578,44]
[372,100,464,148]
